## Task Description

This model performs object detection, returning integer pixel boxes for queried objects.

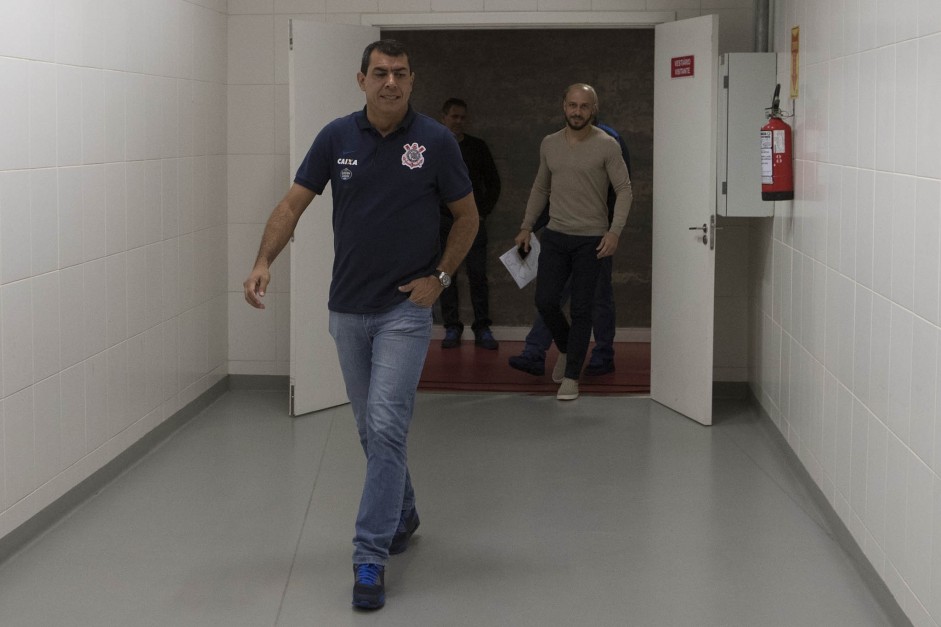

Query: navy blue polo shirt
[294,106,472,314]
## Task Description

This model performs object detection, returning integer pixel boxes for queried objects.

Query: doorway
[387,29,655,393]
[388,29,654,331]
[290,15,719,421]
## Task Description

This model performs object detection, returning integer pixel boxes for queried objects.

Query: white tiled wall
[225,0,757,375]
[0,0,228,541]
[750,1,941,624]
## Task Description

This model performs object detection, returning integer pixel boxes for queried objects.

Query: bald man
[514,84,632,401]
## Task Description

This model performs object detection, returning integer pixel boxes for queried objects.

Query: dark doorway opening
[387,28,654,329]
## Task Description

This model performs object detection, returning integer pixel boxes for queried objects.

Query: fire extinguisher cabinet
[716,52,778,217]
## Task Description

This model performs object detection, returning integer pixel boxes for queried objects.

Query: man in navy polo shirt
[242,39,478,611]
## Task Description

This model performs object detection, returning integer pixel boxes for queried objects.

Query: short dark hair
[442,98,468,114]
[360,39,411,74]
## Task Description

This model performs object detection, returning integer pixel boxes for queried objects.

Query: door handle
[689,223,708,246]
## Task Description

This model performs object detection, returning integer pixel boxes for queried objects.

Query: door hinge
[723,75,729,89]
[289,383,295,415]
[721,181,727,195]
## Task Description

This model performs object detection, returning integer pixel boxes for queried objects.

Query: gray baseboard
[712,381,750,399]
[746,391,912,627]
[228,374,289,390]
[0,376,230,567]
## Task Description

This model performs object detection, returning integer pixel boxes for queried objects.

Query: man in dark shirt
[438,98,502,350]
[242,40,478,611]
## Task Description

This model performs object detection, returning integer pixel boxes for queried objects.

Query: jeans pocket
[404,298,433,310]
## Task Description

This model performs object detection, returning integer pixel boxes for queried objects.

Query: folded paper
[499,236,540,289]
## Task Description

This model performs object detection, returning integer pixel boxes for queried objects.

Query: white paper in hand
[499,236,540,288]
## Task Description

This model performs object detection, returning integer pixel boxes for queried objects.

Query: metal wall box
[717,53,777,217]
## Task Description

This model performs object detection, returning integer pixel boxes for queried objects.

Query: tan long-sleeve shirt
[521,126,632,236]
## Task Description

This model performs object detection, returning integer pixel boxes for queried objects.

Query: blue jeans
[329,299,432,566]
[535,229,604,380]
[522,255,615,364]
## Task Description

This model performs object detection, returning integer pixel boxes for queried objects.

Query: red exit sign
[671,55,695,78]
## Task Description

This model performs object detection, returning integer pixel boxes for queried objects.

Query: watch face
[439,272,451,288]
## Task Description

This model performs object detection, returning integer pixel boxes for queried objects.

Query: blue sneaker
[352,563,385,610]
[474,328,498,350]
[441,328,461,349]
[389,508,420,555]
[508,353,545,376]
[584,361,615,376]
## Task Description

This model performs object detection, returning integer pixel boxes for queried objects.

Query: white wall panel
[1,172,32,284]
[893,41,917,176]
[916,34,941,180]
[3,388,36,506]
[83,258,108,359]
[57,167,84,269]
[57,268,83,375]
[84,351,108,451]
[104,163,127,256]
[105,253,128,347]
[2,281,34,396]
[58,363,85,468]
[28,63,58,169]
[0,0,227,548]
[82,165,107,262]
[0,59,29,171]
[32,375,61,486]
[32,272,61,383]
[750,2,941,622]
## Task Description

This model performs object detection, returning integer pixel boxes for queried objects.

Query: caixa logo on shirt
[401,143,426,170]
[337,157,357,181]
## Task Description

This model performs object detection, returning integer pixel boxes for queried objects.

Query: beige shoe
[557,377,579,400]
[552,353,567,383]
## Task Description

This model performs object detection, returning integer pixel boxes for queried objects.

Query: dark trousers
[439,216,491,333]
[535,228,604,380]
[522,255,614,364]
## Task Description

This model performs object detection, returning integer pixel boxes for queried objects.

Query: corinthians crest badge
[401,142,426,170]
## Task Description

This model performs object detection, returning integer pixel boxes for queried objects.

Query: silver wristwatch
[435,270,452,288]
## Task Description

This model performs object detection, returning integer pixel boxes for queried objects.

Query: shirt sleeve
[293,125,333,194]
[521,138,551,230]
[605,141,633,236]
[438,133,474,204]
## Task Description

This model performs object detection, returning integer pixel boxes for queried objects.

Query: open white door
[289,21,379,416]
[650,15,718,426]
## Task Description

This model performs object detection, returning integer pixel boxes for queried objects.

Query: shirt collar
[355,105,416,135]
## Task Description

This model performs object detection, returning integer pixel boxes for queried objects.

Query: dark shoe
[441,328,461,349]
[584,361,615,376]
[474,328,499,350]
[389,508,420,555]
[352,563,385,610]
[508,353,545,376]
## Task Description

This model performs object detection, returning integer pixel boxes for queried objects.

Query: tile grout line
[272,411,339,627]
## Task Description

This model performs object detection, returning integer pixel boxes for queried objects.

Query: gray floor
[0,389,904,626]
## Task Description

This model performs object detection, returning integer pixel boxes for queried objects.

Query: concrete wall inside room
[386,28,654,329]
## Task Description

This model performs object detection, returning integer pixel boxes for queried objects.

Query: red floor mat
[419,340,650,395]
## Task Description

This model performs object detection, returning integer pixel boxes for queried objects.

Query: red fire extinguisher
[760,84,794,201]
